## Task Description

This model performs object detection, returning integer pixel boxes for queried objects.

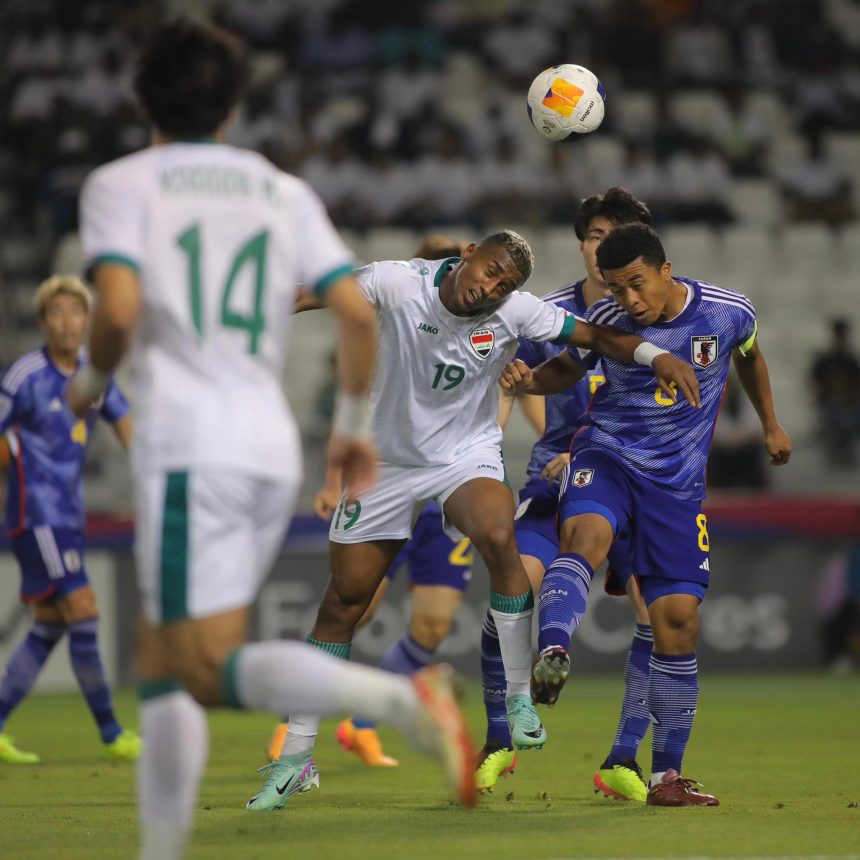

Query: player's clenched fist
[327,435,378,498]
[763,424,792,466]
[500,359,534,394]
[652,353,701,408]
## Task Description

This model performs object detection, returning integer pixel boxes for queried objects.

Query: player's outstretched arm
[568,320,701,408]
[732,341,792,466]
[68,264,141,416]
[111,414,134,452]
[322,275,379,497]
[500,352,583,397]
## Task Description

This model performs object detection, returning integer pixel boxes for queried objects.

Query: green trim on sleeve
[433,257,461,288]
[737,320,758,356]
[87,253,141,275]
[550,313,577,344]
[312,263,355,298]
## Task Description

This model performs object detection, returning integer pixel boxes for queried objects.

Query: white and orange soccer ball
[526,64,606,141]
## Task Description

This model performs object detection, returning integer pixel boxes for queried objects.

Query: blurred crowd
[2,0,860,260]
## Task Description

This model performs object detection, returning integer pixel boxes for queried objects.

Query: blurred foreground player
[0,276,139,763]
[68,20,476,859]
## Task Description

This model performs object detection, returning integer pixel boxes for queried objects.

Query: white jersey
[357,257,576,467]
[80,142,353,481]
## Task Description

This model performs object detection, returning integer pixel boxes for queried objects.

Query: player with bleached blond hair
[0,275,139,764]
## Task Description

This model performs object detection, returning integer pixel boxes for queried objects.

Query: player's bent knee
[472,524,517,562]
[558,516,613,562]
[410,614,452,650]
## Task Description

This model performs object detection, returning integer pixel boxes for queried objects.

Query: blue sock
[537,553,593,653]
[607,624,653,765]
[352,634,435,729]
[648,652,698,776]
[480,609,512,748]
[0,622,65,730]
[68,618,122,744]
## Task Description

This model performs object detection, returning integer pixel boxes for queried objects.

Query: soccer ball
[526,64,606,141]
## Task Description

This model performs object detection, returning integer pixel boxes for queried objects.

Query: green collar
[433,257,461,289]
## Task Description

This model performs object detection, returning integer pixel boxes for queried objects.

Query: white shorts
[134,469,299,624]
[329,444,508,544]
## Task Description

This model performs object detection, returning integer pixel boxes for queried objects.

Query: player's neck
[152,127,226,146]
[582,276,609,308]
[660,279,690,322]
[46,345,79,374]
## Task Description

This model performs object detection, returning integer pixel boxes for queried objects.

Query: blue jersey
[0,349,129,533]
[572,277,757,501]
[516,281,591,481]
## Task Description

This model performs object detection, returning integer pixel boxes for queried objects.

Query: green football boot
[593,757,648,802]
[0,733,39,764]
[475,746,517,793]
[506,694,547,750]
[245,753,319,811]
[104,729,142,761]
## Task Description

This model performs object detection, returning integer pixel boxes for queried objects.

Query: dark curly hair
[573,187,652,241]
[134,18,250,138]
[596,223,666,273]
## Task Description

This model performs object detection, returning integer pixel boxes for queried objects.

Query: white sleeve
[79,165,145,273]
[292,179,355,298]
[507,292,576,343]
[354,263,378,306]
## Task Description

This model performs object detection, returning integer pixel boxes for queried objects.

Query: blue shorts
[559,450,710,602]
[516,475,635,586]
[11,527,89,603]
[386,504,473,591]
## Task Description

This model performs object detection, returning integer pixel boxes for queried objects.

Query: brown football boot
[646,769,720,806]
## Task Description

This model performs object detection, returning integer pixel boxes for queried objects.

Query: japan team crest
[572,468,594,487]
[691,335,718,368]
[469,327,495,359]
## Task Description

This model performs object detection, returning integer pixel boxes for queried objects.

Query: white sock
[138,690,209,860]
[232,641,419,740]
[490,607,533,698]
[650,771,667,787]
[282,715,319,757]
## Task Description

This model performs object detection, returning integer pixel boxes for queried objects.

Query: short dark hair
[134,19,250,138]
[574,186,652,241]
[596,223,666,273]
[480,230,534,282]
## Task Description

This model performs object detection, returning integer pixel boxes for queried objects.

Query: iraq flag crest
[469,328,495,359]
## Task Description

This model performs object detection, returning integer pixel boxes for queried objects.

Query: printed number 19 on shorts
[334,499,362,531]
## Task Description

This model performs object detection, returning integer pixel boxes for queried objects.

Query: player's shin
[647,652,698,785]
[537,553,593,653]
[607,624,653,764]
[488,590,534,698]
[480,609,512,748]
[137,682,208,860]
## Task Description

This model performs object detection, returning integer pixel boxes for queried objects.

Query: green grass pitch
[1,674,858,859]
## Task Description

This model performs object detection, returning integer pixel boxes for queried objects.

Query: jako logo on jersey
[416,322,439,335]
[477,463,498,471]
[469,328,494,359]
[572,468,594,487]
[691,335,718,368]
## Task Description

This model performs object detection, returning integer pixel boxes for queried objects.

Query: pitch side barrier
[1,497,857,688]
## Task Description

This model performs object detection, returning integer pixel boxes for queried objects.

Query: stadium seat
[583,137,624,177]
[779,224,838,298]
[717,227,775,312]
[612,91,658,139]
[731,180,780,226]
[746,92,791,137]
[364,228,421,263]
[52,232,85,277]
[827,131,860,186]
[661,225,719,281]
[668,89,723,130]
[539,226,582,295]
